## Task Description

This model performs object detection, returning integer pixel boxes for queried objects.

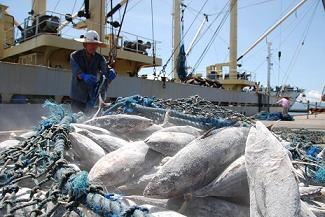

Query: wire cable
[159,0,209,77]
[187,1,231,75]
[281,0,319,86]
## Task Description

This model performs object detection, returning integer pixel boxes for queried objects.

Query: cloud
[297,90,322,103]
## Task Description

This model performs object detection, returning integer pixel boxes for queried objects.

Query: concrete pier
[262,113,325,130]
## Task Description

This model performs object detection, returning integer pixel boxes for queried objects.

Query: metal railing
[6,10,160,57]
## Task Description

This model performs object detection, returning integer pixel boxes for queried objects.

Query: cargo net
[0,101,151,217]
[0,95,246,217]
[273,128,325,184]
[103,95,253,129]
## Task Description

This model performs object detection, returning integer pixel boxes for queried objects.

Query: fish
[144,127,249,198]
[123,196,184,214]
[180,197,249,217]
[304,200,325,217]
[88,141,163,188]
[118,167,158,195]
[299,186,325,200]
[83,114,154,134]
[157,125,202,137]
[245,122,301,217]
[123,124,163,141]
[300,200,318,217]
[71,123,115,136]
[192,155,249,205]
[144,205,187,217]
[76,129,129,153]
[12,130,36,141]
[0,139,21,152]
[123,196,185,217]
[68,132,105,171]
[145,132,196,156]
[118,157,173,195]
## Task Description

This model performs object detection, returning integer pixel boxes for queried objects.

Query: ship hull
[0,61,285,130]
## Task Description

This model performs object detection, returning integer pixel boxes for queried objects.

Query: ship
[0,0,307,130]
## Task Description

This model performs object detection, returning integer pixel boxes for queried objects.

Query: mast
[31,0,46,16]
[87,0,106,43]
[172,0,182,81]
[229,0,238,80]
[267,42,272,111]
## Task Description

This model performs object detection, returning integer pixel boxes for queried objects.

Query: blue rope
[67,171,89,199]
[315,167,325,183]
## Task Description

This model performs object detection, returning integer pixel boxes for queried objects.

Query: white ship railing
[5,10,161,57]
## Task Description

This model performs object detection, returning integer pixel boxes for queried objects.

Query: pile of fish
[0,96,325,217]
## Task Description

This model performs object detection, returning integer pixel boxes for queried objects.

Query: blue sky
[2,0,325,102]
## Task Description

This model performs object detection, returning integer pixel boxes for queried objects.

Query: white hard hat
[75,30,106,47]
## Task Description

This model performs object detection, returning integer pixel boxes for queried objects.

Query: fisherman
[277,96,290,119]
[70,30,116,113]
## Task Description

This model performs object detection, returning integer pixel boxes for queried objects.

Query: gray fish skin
[77,129,129,153]
[122,124,163,141]
[71,123,115,136]
[83,114,153,134]
[245,122,301,217]
[123,196,184,213]
[299,186,324,200]
[300,200,317,217]
[88,141,163,188]
[145,132,196,156]
[118,157,172,195]
[181,197,249,217]
[144,127,249,198]
[304,200,325,217]
[157,125,202,137]
[13,131,36,141]
[68,132,105,171]
[193,155,249,204]
[118,167,158,195]
[144,205,187,217]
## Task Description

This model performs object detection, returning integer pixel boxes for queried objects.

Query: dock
[262,113,325,130]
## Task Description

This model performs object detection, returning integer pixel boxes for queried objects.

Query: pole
[229,0,238,79]
[267,42,272,112]
[307,100,309,119]
[172,0,181,81]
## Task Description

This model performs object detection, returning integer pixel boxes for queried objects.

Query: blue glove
[104,68,116,81]
[80,73,97,86]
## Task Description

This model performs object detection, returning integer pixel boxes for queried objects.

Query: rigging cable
[127,0,145,12]
[281,0,319,86]
[53,0,62,14]
[150,0,157,76]
[188,1,231,75]
[71,0,77,15]
[159,0,209,77]
[278,0,283,86]
[107,0,129,64]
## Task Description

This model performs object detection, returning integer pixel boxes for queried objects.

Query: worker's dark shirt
[70,49,115,104]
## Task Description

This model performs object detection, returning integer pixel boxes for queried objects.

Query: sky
[2,0,325,103]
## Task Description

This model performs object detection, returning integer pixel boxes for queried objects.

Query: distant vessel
[0,0,309,129]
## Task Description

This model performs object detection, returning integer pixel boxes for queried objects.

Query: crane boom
[186,14,208,56]
[237,0,308,61]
